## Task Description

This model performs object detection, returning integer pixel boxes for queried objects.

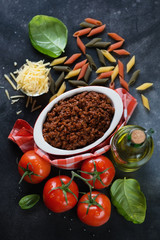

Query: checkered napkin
[8,88,137,169]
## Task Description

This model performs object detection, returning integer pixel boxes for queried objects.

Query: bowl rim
[33,86,123,156]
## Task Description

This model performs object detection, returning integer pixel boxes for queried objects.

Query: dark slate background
[0,0,160,240]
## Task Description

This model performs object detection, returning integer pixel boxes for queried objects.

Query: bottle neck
[127,129,146,147]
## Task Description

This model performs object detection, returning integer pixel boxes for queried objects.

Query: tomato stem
[18,162,41,184]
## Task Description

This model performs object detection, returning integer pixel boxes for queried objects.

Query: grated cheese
[15,59,50,96]
[11,99,19,104]
[31,105,42,112]
[5,89,10,100]
[16,110,22,115]
[10,95,25,99]
[4,74,17,90]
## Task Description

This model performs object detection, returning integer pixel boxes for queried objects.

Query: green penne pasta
[55,72,65,92]
[128,70,140,86]
[80,21,97,28]
[84,65,92,82]
[68,80,88,87]
[86,54,97,70]
[53,66,71,72]
[96,48,106,66]
[48,73,55,95]
[93,42,111,48]
[89,78,109,86]
[85,38,102,47]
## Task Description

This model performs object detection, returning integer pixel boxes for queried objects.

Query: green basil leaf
[19,194,40,210]
[110,178,146,224]
[29,15,68,58]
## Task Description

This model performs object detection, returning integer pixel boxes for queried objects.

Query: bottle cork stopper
[131,129,146,144]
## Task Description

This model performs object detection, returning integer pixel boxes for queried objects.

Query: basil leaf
[19,194,40,210]
[29,15,68,58]
[110,178,146,224]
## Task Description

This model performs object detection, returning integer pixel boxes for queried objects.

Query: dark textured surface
[0,0,160,240]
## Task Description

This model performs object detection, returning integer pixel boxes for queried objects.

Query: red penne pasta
[109,82,115,89]
[77,37,86,54]
[85,18,102,26]
[73,59,87,70]
[87,24,106,37]
[113,49,130,55]
[97,71,113,79]
[78,63,89,80]
[107,40,124,52]
[107,33,124,41]
[118,60,124,78]
[119,76,129,91]
[73,28,91,37]
[64,53,82,65]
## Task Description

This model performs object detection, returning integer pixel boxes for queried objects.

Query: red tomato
[80,155,115,189]
[43,175,79,213]
[77,191,111,227]
[18,150,51,184]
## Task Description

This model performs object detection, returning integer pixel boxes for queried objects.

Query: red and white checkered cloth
[8,88,137,169]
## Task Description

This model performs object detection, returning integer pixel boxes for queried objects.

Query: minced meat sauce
[42,91,115,150]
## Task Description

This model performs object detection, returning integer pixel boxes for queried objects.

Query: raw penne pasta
[111,65,119,82]
[101,50,116,63]
[96,66,114,73]
[92,42,111,48]
[84,65,92,82]
[53,66,71,72]
[78,63,89,80]
[136,83,153,91]
[77,37,86,54]
[118,60,124,78]
[80,21,97,28]
[73,28,91,37]
[49,94,58,103]
[55,72,65,92]
[87,24,106,37]
[97,71,113,79]
[50,56,67,66]
[109,82,115,89]
[73,59,87,70]
[107,33,124,41]
[113,49,130,55]
[107,40,124,52]
[90,78,109,86]
[96,48,106,66]
[126,55,135,73]
[141,94,150,110]
[68,80,88,87]
[85,18,102,26]
[65,69,81,79]
[57,82,66,96]
[64,53,82,65]
[48,73,55,95]
[119,76,129,91]
[128,70,140,86]
[86,54,97,70]
[85,38,102,47]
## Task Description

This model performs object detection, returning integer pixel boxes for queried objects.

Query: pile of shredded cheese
[15,59,50,96]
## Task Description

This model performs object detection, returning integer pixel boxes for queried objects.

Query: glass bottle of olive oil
[111,125,154,172]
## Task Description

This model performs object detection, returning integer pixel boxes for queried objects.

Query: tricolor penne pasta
[126,55,135,73]
[96,66,114,73]
[136,83,153,91]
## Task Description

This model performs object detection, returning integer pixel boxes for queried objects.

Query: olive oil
[111,125,154,172]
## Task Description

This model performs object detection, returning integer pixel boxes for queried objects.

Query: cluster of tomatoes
[18,150,115,227]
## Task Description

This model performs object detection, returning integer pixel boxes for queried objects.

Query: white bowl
[33,86,123,156]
